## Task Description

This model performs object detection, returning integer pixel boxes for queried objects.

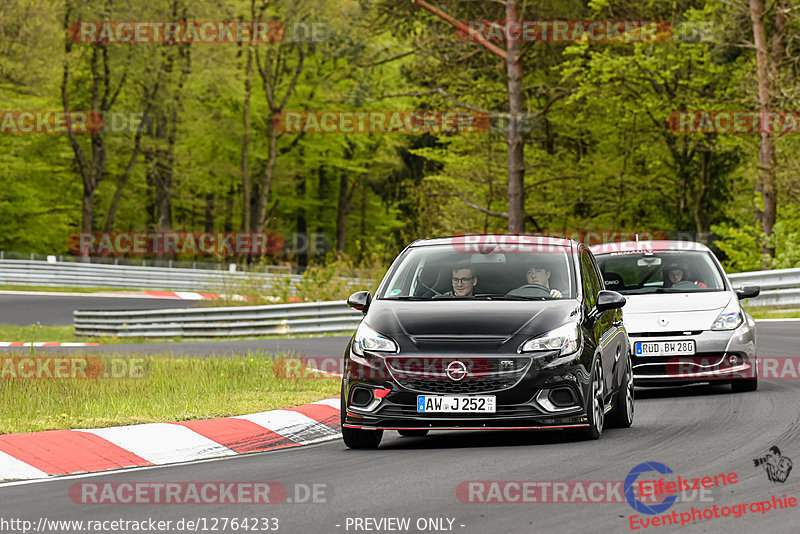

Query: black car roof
[408,235,577,248]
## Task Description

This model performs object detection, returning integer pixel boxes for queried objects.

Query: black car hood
[366,299,580,340]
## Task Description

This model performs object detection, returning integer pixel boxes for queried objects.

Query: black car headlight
[351,323,398,356]
[520,323,581,356]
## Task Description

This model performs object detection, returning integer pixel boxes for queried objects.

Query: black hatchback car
[341,235,633,448]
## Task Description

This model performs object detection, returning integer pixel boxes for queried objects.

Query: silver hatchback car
[591,240,760,392]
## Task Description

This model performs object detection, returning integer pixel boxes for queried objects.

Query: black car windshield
[377,244,575,300]
[594,250,726,294]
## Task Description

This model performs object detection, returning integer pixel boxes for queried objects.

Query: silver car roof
[590,240,712,255]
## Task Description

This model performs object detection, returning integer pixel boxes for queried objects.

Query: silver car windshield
[595,250,725,294]
[378,244,575,300]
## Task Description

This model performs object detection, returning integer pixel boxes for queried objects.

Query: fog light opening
[536,388,580,413]
[350,387,374,407]
[549,387,577,407]
[728,355,738,365]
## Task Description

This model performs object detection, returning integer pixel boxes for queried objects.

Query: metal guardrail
[728,269,800,308]
[0,259,371,296]
[74,301,363,338]
[23,262,800,338]
[0,259,298,291]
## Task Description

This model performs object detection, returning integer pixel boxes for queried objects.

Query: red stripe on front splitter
[342,424,589,430]
[283,404,340,429]
[0,430,150,475]
[173,418,299,454]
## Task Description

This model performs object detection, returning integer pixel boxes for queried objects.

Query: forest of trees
[2,0,800,272]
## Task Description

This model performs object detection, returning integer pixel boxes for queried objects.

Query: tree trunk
[336,174,349,252]
[505,0,525,233]
[204,193,215,232]
[749,0,778,264]
[241,41,253,232]
[254,123,278,232]
[296,167,307,269]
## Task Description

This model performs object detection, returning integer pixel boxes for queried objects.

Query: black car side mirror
[596,290,626,312]
[735,284,760,300]
[347,291,372,314]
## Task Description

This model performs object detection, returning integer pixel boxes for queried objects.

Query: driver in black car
[525,264,563,298]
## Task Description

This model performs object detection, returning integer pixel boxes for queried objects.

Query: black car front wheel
[580,361,605,440]
[342,426,383,449]
[608,355,634,428]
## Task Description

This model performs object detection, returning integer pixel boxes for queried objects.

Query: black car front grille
[385,356,531,394]
[397,375,519,394]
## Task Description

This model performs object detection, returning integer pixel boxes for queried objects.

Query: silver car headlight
[521,323,580,356]
[352,323,398,356]
[711,310,743,331]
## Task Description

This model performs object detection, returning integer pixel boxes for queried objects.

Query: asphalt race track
[1,322,799,533]
[0,292,200,326]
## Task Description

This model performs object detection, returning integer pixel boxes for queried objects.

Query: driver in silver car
[525,265,563,298]
[664,261,706,289]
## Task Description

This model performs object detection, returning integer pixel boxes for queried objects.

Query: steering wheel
[518,283,551,292]
[670,280,700,290]
[507,283,552,297]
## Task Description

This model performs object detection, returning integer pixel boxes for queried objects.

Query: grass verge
[0,324,353,344]
[0,352,340,434]
[0,324,152,345]
[747,307,800,320]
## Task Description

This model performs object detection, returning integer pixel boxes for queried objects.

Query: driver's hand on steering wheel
[550,289,562,298]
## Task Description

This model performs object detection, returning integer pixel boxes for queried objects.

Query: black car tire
[342,426,383,449]
[340,384,383,449]
[397,429,429,437]
[607,355,634,428]
[580,361,605,440]
[731,362,758,393]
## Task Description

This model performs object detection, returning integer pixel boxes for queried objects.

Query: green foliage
[0,0,798,272]
[710,223,763,273]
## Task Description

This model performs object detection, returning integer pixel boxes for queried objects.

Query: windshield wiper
[383,296,430,300]
[499,295,548,301]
